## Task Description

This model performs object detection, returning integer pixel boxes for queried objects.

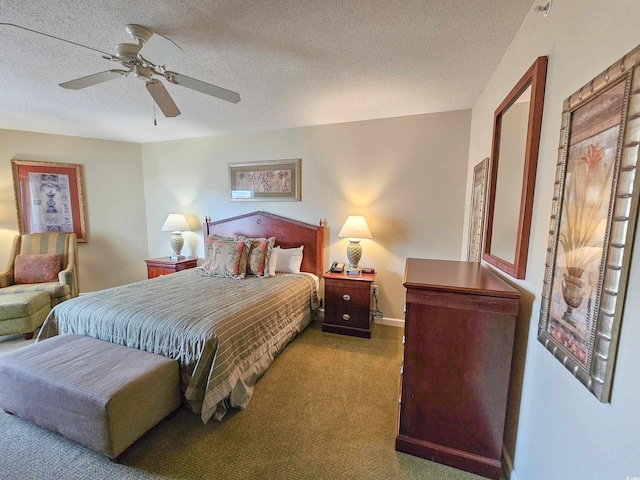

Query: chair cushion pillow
[14,254,61,284]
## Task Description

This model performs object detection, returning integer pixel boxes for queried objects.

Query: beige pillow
[204,233,238,265]
[268,246,279,276]
[240,236,275,278]
[201,239,249,279]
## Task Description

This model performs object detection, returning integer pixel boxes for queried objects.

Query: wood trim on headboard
[204,211,325,277]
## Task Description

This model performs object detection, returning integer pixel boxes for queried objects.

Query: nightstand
[322,271,376,338]
[145,257,198,279]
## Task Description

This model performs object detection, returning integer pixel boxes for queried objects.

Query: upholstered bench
[0,291,50,340]
[0,334,180,460]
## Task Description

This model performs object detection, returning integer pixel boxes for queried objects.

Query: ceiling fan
[2,23,241,118]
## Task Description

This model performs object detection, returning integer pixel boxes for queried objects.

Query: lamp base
[170,232,185,260]
[346,240,362,270]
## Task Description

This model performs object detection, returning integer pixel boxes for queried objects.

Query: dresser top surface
[403,258,520,298]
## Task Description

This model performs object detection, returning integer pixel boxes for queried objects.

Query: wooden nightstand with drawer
[322,271,376,338]
[145,257,198,279]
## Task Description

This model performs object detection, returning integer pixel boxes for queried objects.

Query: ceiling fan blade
[59,70,128,90]
[146,79,181,117]
[1,23,113,57]
[165,72,241,104]
[139,33,183,66]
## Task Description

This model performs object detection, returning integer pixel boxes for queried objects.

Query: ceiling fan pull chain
[152,82,157,126]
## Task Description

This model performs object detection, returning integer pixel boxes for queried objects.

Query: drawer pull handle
[342,314,350,321]
[342,294,351,301]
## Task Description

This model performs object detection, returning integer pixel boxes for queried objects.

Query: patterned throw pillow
[201,239,249,279]
[242,236,275,278]
[14,253,61,284]
[204,234,238,266]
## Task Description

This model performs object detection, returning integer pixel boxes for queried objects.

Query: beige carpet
[0,320,491,480]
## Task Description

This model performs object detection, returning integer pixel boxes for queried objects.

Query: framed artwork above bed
[228,159,301,201]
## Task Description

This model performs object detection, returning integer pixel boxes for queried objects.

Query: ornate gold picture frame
[537,45,640,402]
[467,157,489,262]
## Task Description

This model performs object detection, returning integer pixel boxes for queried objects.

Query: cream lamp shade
[338,215,372,270]
[161,214,191,260]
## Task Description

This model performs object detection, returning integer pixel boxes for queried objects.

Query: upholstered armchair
[0,233,79,308]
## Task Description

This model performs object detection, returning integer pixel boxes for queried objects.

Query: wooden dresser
[396,258,520,479]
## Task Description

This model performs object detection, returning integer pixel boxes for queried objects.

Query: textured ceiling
[0,0,534,144]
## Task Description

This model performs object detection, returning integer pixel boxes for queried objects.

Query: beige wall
[141,110,471,320]
[0,129,147,292]
[0,111,470,319]
[465,1,640,478]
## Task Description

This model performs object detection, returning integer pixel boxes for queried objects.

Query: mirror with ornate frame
[482,56,548,279]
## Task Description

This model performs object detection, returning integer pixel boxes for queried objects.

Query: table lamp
[338,215,372,272]
[161,213,191,260]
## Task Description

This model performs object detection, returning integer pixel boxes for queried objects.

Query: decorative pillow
[240,236,275,278]
[268,246,279,276]
[14,253,61,284]
[204,234,238,265]
[201,240,249,279]
[275,245,304,273]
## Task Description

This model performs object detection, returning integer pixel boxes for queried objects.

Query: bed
[37,211,326,423]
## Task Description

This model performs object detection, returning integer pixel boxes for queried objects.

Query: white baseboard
[374,316,404,328]
[502,446,519,480]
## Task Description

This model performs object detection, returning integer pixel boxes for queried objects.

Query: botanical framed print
[537,45,640,402]
[229,159,301,201]
[467,157,489,262]
[11,159,88,242]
